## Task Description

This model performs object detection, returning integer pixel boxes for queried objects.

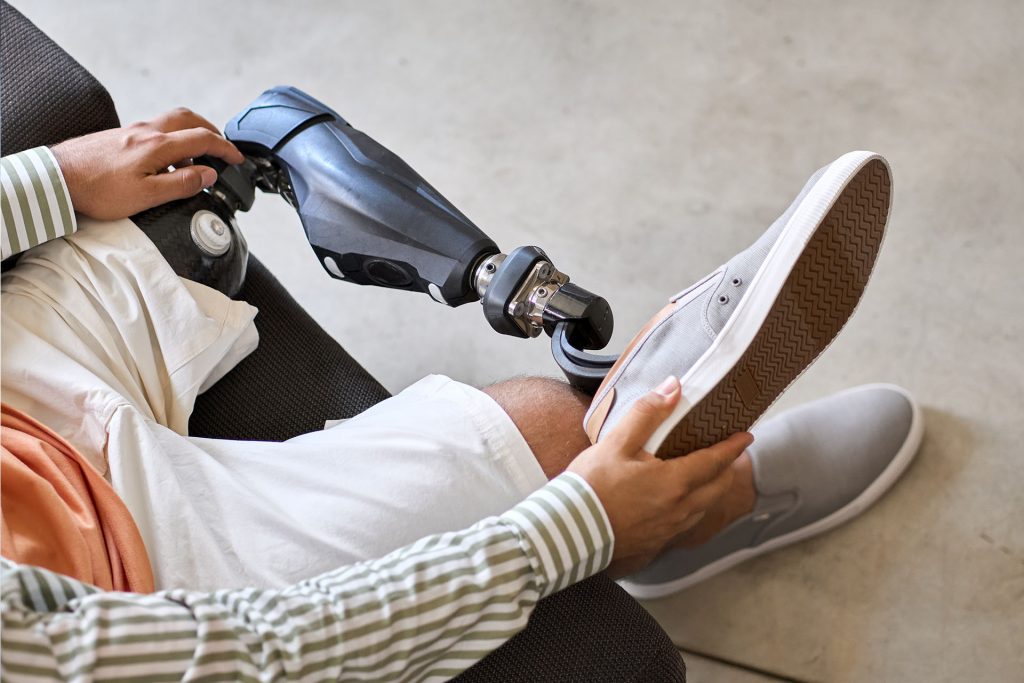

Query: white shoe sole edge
[620,383,925,600]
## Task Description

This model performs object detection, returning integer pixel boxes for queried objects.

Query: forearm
[1,147,77,260]
[1,472,613,682]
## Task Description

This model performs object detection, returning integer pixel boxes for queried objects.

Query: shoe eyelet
[731,277,742,287]
[718,294,729,305]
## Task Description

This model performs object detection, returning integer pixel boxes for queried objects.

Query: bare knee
[484,376,592,480]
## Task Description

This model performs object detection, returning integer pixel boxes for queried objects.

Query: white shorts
[173,374,548,589]
[1,219,547,591]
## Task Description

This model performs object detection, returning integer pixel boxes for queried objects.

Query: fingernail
[654,376,678,396]
[200,167,217,187]
[680,510,706,533]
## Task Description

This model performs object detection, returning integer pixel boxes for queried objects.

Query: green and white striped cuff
[504,471,615,598]
[1,146,77,260]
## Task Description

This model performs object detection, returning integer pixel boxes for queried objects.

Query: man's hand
[51,108,245,220]
[568,377,752,578]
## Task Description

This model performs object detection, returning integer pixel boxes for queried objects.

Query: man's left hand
[51,107,245,220]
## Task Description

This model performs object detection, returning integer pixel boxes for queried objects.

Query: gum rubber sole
[655,159,891,459]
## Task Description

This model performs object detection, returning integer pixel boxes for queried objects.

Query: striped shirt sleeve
[0,471,614,683]
[1,147,77,260]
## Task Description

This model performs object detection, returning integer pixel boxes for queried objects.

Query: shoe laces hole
[731,277,742,287]
[718,294,730,304]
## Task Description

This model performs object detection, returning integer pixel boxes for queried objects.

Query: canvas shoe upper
[620,383,923,599]
[584,151,892,461]
[584,165,827,442]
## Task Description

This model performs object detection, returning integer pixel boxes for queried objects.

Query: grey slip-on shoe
[620,383,924,599]
[583,151,892,459]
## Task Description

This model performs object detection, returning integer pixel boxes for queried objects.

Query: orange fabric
[0,404,154,593]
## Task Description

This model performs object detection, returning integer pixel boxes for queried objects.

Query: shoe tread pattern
[656,159,891,459]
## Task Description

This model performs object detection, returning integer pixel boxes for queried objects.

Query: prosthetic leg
[199,86,617,391]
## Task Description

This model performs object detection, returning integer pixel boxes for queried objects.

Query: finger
[677,509,707,534]
[145,165,217,204]
[155,128,245,167]
[604,376,681,455]
[148,107,221,136]
[653,511,711,555]
[669,432,752,493]
[676,466,734,525]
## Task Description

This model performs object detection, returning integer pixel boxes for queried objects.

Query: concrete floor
[22,0,1023,680]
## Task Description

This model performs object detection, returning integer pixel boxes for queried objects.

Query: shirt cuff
[502,471,615,598]
[1,147,77,260]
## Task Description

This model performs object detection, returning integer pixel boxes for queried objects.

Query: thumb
[146,165,217,205]
[603,376,680,455]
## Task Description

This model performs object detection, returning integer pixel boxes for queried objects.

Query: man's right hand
[568,377,752,578]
